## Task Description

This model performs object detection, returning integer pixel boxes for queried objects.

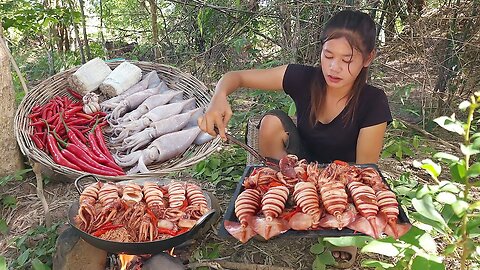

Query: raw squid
[100,70,160,110]
[109,82,168,120]
[118,108,202,152]
[118,90,183,123]
[224,189,262,243]
[113,98,196,135]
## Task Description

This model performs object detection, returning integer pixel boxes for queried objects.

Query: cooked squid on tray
[224,155,412,243]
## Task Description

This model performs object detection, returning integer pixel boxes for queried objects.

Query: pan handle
[74,174,101,195]
[189,209,216,235]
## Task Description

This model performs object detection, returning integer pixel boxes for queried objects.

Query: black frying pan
[68,174,216,254]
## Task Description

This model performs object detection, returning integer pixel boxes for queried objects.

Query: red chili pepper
[31,105,42,113]
[175,228,190,236]
[87,132,123,171]
[92,224,124,237]
[64,106,83,116]
[94,125,115,161]
[70,127,87,144]
[280,206,301,221]
[76,113,94,120]
[67,88,83,100]
[65,118,91,126]
[157,228,177,236]
[61,148,120,176]
[45,133,81,171]
[28,112,42,119]
[30,134,45,150]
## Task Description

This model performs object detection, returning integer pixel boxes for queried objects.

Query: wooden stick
[0,33,29,94]
[32,162,51,227]
[186,260,294,270]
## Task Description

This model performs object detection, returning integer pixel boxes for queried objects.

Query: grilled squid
[167,182,186,209]
[291,182,322,229]
[376,189,403,238]
[250,185,290,240]
[184,183,209,219]
[121,183,143,203]
[77,182,102,231]
[142,182,166,218]
[347,181,379,237]
[224,188,262,243]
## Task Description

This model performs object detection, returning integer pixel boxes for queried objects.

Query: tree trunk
[68,0,85,63]
[79,0,91,60]
[0,32,24,176]
[148,0,160,60]
[98,0,107,56]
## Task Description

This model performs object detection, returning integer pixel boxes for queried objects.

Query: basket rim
[14,60,221,181]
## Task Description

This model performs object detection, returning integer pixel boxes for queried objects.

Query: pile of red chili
[28,89,125,176]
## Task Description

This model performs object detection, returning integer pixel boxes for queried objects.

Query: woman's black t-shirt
[282,64,392,163]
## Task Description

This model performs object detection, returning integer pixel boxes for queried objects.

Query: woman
[198,10,392,268]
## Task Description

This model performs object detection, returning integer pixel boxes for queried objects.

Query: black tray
[218,164,411,239]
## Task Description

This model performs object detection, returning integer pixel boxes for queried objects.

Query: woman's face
[320,37,372,91]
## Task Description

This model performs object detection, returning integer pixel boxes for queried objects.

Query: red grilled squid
[224,188,262,243]
[121,183,143,203]
[143,182,166,218]
[320,181,348,218]
[250,185,290,240]
[376,189,411,239]
[185,183,209,219]
[360,168,387,191]
[76,182,102,231]
[347,181,380,238]
[243,167,280,192]
[167,182,186,209]
[91,183,122,232]
[291,182,322,229]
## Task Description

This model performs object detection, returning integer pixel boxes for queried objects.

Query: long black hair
[309,10,377,125]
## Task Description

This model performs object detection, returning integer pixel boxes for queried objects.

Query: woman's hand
[198,93,232,141]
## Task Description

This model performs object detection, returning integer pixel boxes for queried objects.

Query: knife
[214,127,280,171]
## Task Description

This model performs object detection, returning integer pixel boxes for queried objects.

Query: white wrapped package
[100,62,142,97]
[67,57,112,95]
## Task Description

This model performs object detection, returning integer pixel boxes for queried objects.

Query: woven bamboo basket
[14,60,221,181]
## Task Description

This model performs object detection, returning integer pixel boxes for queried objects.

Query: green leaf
[418,231,438,254]
[460,144,480,156]
[438,181,460,193]
[433,152,459,162]
[287,102,296,117]
[451,200,469,217]
[310,243,325,254]
[411,254,445,270]
[316,250,336,265]
[361,259,394,269]
[435,192,457,204]
[362,240,399,257]
[412,195,447,227]
[416,184,431,198]
[31,258,50,270]
[312,256,326,270]
[0,219,8,235]
[17,249,30,266]
[467,163,480,178]
[2,195,17,208]
[450,161,467,183]
[433,116,464,135]
[413,159,441,180]
[469,201,480,211]
[458,100,471,110]
[444,244,456,255]
[323,236,373,248]
[0,256,6,270]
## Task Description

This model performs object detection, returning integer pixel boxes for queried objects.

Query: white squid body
[116,126,202,174]
[100,70,160,110]
[119,90,183,123]
[121,108,203,152]
[115,98,196,134]
[109,83,168,121]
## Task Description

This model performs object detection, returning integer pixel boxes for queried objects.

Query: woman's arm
[356,122,388,164]
[198,65,288,140]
